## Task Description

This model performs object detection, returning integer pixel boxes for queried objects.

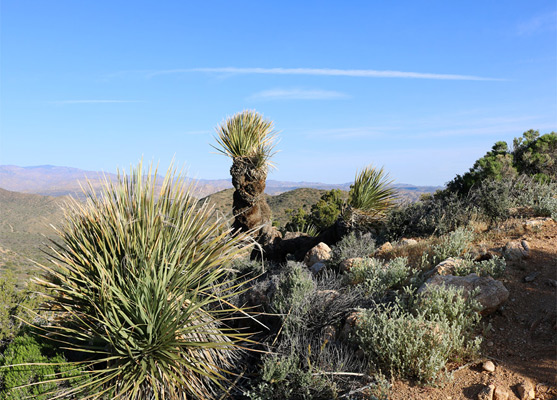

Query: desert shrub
[413,286,481,348]
[250,266,367,399]
[430,227,475,265]
[0,273,40,343]
[354,286,481,385]
[0,334,73,400]
[345,257,414,297]
[384,192,474,240]
[247,322,368,400]
[536,195,557,219]
[330,232,376,266]
[23,163,256,400]
[271,261,316,327]
[452,256,507,278]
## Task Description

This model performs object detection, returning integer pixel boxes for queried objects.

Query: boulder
[339,257,364,273]
[432,257,467,276]
[398,238,418,247]
[304,242,332,268]
[493,387,509,400]
[517,379,535,400]
[502,240,530,261]
[418,273,509,314]
[310,262,327,275]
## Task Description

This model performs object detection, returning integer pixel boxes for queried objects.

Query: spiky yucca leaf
[213,110,278,169]
[19,162,256,400]
[349,165,397,218]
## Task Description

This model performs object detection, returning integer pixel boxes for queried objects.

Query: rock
[503,240,530,261]
[523,217,552,230]
[310,262,327,275]
[477,384,495,400]
[418,273,509,314]
[433,257,467,276]
[399,238,418,247]
[376,242,393,253]
[471,244,494,262]
[517,379,536,400]
[304,242,332,268]
[493,387,509,400]
[339,257,364,273]
[524,271,540,282]
[340,311,361,340]
[482,360,496,372]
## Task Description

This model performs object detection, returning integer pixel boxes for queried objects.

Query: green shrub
[330,232,376,266]
[452,256,506,278]
[271,261,315,319]
[345,257,414,297]
[430,227,475,265]
[25,163,256,400]
[354,286,481,385]
[0,334,69,399]
[0,273,40,343]
[384,192,474,240]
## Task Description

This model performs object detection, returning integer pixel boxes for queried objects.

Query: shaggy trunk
[230,158,281,252]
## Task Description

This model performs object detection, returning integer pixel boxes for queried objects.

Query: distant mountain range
[0,165,442,201]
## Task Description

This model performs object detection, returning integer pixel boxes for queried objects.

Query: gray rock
[503,240,530,261]
[311,262,327,275]
[418,273,509,314]
[524,271,540,282]
[304,242,332,268]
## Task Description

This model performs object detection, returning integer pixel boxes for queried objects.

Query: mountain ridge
[0,165,442,200]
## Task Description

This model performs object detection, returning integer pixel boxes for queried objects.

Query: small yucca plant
[213,110,278,170]
[20,163,255,400]
[348,165,397,218]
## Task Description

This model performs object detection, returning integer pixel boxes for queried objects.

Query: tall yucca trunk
[230,158,280,251]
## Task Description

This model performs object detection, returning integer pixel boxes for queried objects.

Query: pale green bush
[354,286,481,384]
[345,257,414,297]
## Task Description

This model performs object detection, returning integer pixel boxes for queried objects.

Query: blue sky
[1,1,556,186]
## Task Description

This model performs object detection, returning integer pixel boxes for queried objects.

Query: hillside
[0,188,65,279]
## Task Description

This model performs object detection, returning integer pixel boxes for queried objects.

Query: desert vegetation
[0,118,555,399]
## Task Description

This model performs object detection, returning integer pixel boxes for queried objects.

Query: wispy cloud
[147,67,501,81]
[249,88,349,100]
[518,11,557,35]
[50,100,144,104]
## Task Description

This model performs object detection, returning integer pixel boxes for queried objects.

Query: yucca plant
[213,110,281,252]
[213,110,278,170]
[16,163,256,400]
[348,165,397,218]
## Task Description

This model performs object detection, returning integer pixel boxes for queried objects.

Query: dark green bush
[0,334,72,400]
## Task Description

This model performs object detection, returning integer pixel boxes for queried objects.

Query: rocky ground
[390,218,557,400]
